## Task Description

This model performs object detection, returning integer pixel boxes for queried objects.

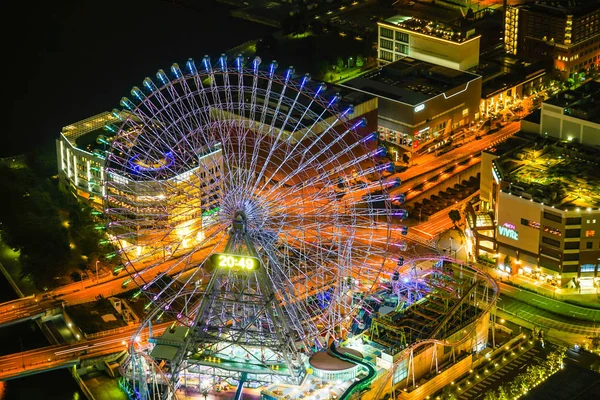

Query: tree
[356,55,364,68]
[504,254,512,269]
[448,209,461,226]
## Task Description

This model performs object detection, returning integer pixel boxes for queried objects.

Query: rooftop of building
[380,15,480,43]
[61,111,128,155]
[479,61,546,98]
[519,0,600,18]
[308,348,362,371]
[491,132,600,209]
[544,80,600,124]
[341,57,480,106]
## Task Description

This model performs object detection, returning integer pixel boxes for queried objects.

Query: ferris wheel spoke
[105,57,403,393]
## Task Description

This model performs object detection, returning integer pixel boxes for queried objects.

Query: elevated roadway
[0,322,170,381]
[0,298,59,328]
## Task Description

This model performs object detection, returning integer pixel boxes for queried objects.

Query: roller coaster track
[329,343,377,400]
[370,254,499,400]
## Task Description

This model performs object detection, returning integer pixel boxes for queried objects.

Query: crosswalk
[459,348,540,400]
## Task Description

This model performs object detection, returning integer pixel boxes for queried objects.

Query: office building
[378,16,481,71]
[505,1,600,79]
[470,133,600,288]
[341,57,482,154]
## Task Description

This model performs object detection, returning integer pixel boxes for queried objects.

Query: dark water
[4,0,274,157]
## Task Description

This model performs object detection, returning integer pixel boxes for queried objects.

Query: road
[500,282,600,323]
[0,321,170,380]
[394,122,520,187]
[0,297,58,327]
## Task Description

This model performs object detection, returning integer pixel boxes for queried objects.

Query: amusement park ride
[100,54,497,400]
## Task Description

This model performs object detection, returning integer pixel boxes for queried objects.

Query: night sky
[4,0,273,157]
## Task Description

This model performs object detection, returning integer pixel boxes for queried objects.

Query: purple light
[361,132,377,143]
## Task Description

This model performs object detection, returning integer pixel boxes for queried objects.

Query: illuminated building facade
[341,58,481,154]
[474,136,600,287]
[504,1,600,80]
[378,16,480,71]
[56,112,124,206]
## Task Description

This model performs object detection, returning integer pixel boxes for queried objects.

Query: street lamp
[95,260,99,282]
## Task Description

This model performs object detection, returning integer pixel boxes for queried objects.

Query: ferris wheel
[104,55,404,391]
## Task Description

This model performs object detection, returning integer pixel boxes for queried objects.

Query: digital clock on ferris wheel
[209,253,260,271]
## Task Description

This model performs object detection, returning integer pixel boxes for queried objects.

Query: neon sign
[414,104,425,112]
[498,222,518,240]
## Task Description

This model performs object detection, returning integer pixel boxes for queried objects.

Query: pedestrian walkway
[459,348,541,400]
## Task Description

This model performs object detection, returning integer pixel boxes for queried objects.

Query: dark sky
[3,0,273,157]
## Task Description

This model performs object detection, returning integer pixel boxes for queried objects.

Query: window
[542,236,561,247]
[580,264,596,272]
[564,253,579,261]
[393,367,408,385]
[380,27,393,39]
[462,108,469,117]
[380,50,394,62]
[521,218,540,229]
[380,38,393,50]
[395,31,409,42]
[543,211,562,223]
[565,241,579,249]
[395,43,409,54]
[586,241,593,249]
[586,230,596,237]
[543,225,562,236]
[566,217,582,225]
[566,229,581,238]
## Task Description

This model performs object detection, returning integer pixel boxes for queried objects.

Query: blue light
[111,109,123,120]
[328,94,340,108]
[315,83,326,97]
[236,55,244,72]
[360,132,377,143]
[252,57,261,73]
[128,152,175,174]
[171,63,182,78]
[269,61,278,77]
[186,58,197,75]
[131,86,145,102]
[285,67,294,82]
[219,54,227,70]
[120,97,135,110]
[203,55,211,71]
[301,73,310,89]
[342,105,354,117]
[143,77,157,92]
[351,117,366,130]
[156,69,169,86]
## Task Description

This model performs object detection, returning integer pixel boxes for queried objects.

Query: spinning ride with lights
[104,55,408,399]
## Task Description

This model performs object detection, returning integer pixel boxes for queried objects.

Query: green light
[133,290,141,299]
[94,225,106,230]
[209,253,259,271]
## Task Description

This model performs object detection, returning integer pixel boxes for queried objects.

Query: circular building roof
[308,348,363,371]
